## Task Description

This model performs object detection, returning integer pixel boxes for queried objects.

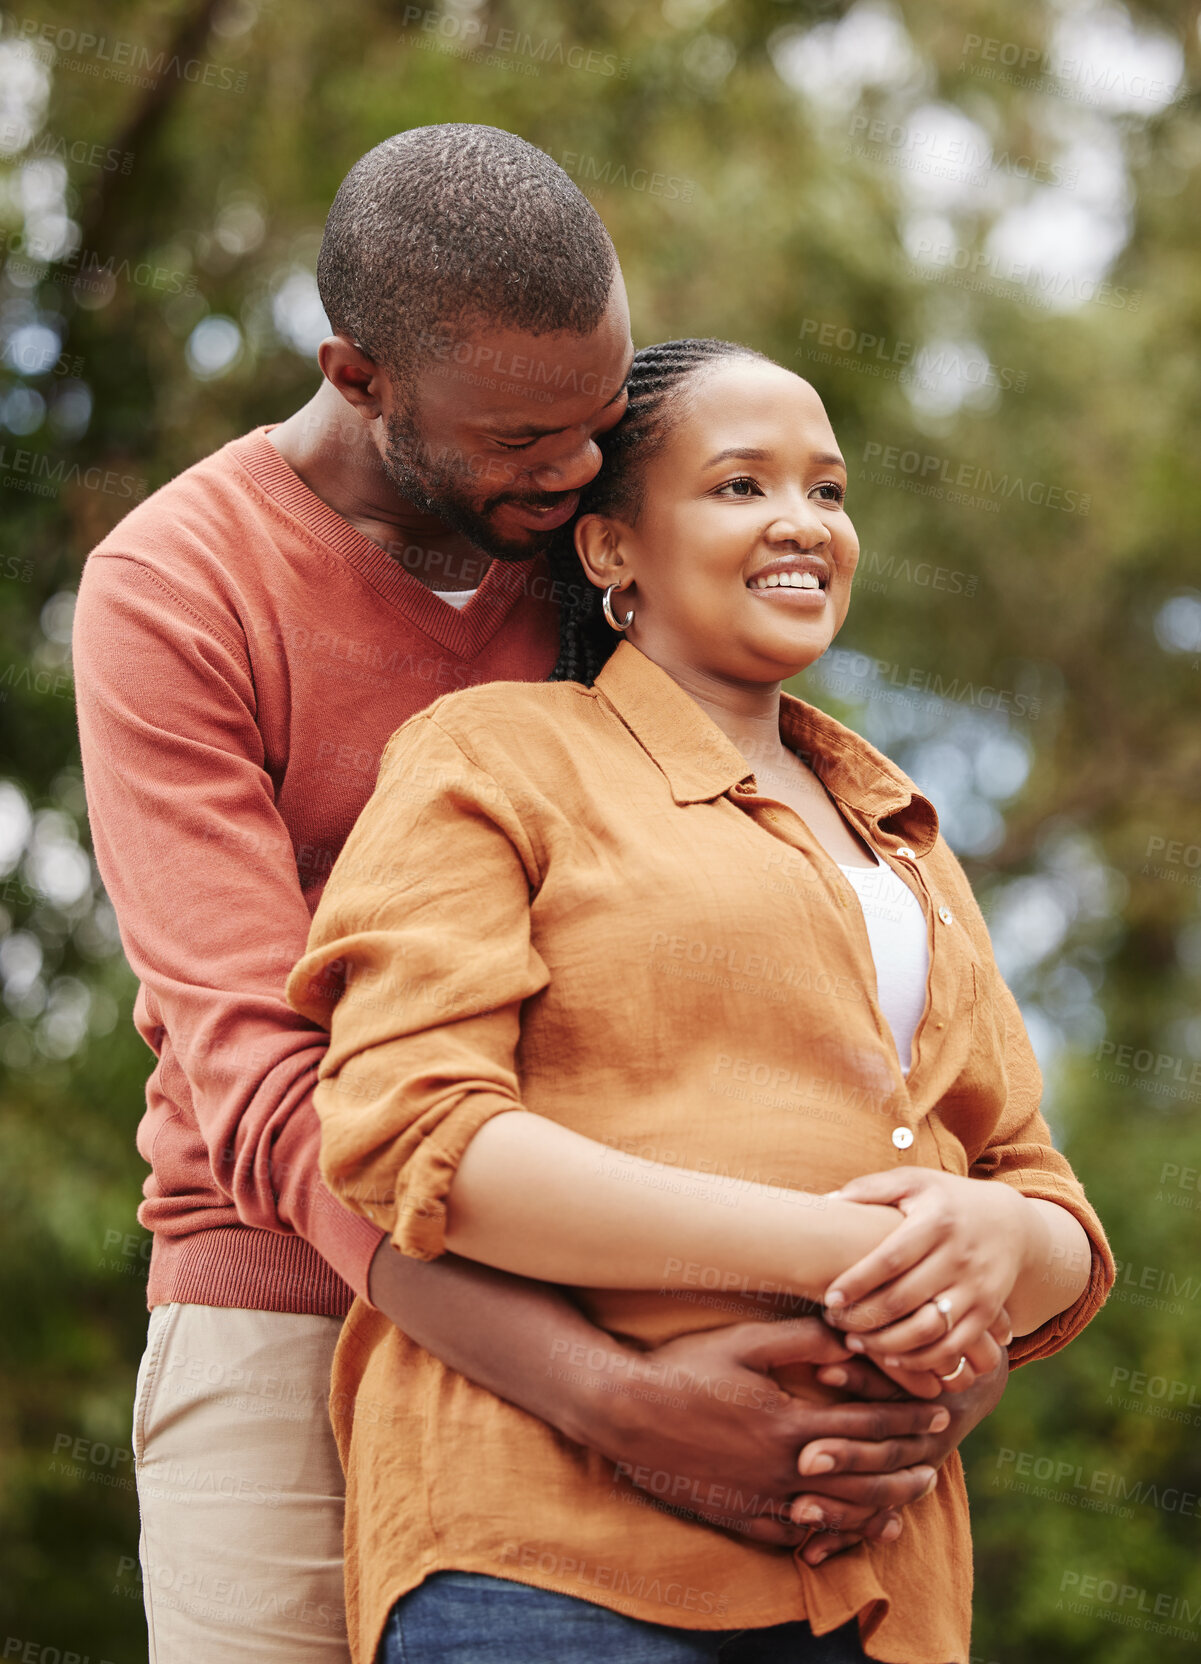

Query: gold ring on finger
[938,1355,967,1383]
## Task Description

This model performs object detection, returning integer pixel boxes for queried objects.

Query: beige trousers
[132,1302,351,1662]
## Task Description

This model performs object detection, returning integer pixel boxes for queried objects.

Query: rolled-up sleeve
[286,711,549,1261]
[969,969,1115,1368]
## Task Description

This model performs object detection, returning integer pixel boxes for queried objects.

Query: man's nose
[529,436,604,494]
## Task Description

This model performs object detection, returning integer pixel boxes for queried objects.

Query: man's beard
[383,407,562,562]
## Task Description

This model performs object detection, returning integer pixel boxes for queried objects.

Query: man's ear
[318,335,389,420]
[574,513,635,591]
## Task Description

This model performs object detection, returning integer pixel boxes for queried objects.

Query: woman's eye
[715,476,762,498]
[814,482,846,504]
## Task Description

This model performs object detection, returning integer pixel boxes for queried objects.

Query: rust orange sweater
[73,425,559,1315]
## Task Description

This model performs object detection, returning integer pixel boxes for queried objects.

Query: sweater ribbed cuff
[147,1224,362,1317]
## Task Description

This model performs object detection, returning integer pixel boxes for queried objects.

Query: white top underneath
[837,855,931,1074]
[432,587,479,611]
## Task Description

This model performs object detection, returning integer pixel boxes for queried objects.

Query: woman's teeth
[748,571,822,590]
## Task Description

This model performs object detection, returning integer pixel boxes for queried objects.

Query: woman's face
[579,358,859,688]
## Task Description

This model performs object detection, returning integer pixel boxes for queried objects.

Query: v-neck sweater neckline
[236,426,538,659]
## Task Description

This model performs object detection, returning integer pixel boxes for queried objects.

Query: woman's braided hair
[546,337,770,686]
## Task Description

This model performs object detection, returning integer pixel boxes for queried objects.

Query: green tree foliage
[0,1,1197,1657]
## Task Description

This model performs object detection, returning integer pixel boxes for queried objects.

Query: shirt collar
[592,639,940,854]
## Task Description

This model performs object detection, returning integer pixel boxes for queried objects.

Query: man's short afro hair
[316,124,619,374]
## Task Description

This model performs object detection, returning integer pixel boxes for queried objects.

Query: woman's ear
[574,513,635,591]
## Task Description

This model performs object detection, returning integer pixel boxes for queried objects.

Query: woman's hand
[819,1170,1030,1389]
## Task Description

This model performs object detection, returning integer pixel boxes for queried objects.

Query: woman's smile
[745,552,831,603]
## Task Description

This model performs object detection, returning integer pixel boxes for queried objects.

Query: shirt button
[891,1127,915,1150]
[897,845,916,860]
[938,905,954,925]
[734,780,756,795]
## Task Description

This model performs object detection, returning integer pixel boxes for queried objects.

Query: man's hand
[366,1248,1008,1562]
[577,1318,968,1552]
[788,1342,1011,1562]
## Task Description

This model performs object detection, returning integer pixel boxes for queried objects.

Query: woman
[287,340,1113,1663]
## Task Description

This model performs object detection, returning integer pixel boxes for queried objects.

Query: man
[73,125,1005,1661]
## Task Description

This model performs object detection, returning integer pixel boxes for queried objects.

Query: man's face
[381,280,634,559]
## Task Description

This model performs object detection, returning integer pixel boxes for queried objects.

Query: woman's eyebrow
[702,446,772,468]
[701,446,846,469]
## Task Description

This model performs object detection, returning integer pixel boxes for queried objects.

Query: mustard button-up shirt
[289,639,1113,1664]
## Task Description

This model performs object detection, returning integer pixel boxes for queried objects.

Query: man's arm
[367,1241,983,1550]
[73,552,382,1291]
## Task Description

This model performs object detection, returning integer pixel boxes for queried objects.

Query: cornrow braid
[547,337,770,686]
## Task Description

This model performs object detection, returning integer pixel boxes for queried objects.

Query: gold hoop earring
[602,583,634,632]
